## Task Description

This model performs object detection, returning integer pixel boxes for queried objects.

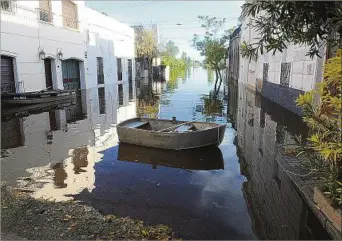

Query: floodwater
[1,68,331,240]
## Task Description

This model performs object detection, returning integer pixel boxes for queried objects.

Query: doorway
[62,59,80,90]
[44,59,53,90]
[1,55,15,93]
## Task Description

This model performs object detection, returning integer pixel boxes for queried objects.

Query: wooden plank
[123,121,149,129]
[158,121,193,132]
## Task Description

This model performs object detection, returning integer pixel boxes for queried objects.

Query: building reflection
[234,85,330,240]
[1,83,137,200]
[136,78,160,118]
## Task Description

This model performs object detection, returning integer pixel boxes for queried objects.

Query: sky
[86,1,243,60]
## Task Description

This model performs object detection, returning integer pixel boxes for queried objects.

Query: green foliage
[161,55,187,69]
[241,1,342,59]
[192,16,229,73]
[135,27,158,60]
[161,46,191,70]
[296,50,342,208]
[160,40,179,58]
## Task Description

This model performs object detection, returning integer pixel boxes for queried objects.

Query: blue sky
[87,1,243,60]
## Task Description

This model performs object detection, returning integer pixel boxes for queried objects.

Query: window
[260,108,265,128]
[39,0,52,23]
[117,58,122,81]
[118,84,123,106]
[62,0,78,29]
[262,63,269,82]
[97,57,104,85]
[1,0,15,12]
[280,62,291,87]
[98,87,106,114]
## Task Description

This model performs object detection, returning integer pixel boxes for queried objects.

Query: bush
[296,49,342,208]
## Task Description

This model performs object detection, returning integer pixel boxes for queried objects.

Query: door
[62,59,80,90]
[44,59,53,90]
[1,55,15,93]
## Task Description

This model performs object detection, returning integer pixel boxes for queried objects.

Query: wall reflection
[1,83,137,201]
[234,84,330,240]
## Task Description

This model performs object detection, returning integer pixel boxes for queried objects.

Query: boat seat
[174,124,196,132]
[124,121,149,129]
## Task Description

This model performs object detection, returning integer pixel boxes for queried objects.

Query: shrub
[296,49,342,208]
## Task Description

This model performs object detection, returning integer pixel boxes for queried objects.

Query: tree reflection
[166,69,185,92]
[207,69,215,84]
[200,90,225,121]
[136,79,160,118]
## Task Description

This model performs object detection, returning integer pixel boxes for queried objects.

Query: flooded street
[1,68,331,240]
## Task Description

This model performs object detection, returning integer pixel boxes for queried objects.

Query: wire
[87,1,163,11]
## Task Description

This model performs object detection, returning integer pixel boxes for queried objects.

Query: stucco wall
[84,7,135,89]
[1,1,135,91]
[1,1,87,92]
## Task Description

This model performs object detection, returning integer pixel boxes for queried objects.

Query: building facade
[227,26,241,85]
[1,0,135,93]
[238,15,326,115]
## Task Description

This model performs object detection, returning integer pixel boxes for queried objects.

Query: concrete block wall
[236,85,316,239]
[238,13,326,115]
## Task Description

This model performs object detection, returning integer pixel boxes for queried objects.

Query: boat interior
[121,118,217,133]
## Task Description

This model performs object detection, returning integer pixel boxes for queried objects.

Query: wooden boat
[1,90,76,105]
[117,143,224,170]
[117,117,226,150]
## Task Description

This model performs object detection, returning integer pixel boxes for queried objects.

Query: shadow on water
[0,70,332,239]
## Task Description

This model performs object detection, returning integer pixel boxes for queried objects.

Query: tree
[241,1,342,59]
[161,40,179,58]
[295,50,342,207]
[135,27,158,76]
[192,16,230,93]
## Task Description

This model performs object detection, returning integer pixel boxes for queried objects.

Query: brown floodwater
[1,68,331,240]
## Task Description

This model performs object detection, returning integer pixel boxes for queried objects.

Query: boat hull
[117,117,226,150]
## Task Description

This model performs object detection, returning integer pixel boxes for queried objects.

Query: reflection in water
[98,87,106,114]
[118,143,224,170]
[136,79,160,118]
[72,146,89,174]
[201,91,225,121]
[0,68,331,239]
[52,162,67,189]
[118,84,124,106]
[235,85,330,240]
[65,92,86,124]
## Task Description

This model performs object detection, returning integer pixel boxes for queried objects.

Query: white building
[1,0,135,93]
[239,15,326,115]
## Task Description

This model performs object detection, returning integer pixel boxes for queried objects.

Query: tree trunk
[217,69,223,93]
[148,57,153,78]
[214,68,222,95]
[214,69,219,93]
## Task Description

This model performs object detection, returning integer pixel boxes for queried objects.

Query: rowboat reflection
[117,143,224,170]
